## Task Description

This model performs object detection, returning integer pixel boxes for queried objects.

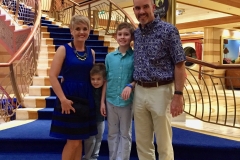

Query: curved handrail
[184,56,240,128]
[186,56,240,69]
[0,0,41,67]
[69,0,138,29]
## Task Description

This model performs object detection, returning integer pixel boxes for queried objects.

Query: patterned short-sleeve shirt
[133,17,186,82]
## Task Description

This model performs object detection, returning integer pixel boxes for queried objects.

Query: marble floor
[172,115,240,141]
[0,114,239,142]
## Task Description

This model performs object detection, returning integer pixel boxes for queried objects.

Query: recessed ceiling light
[176,9,185,16]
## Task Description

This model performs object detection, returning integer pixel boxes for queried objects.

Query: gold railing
[184,57,240,128]
[44,0,137,34]
[0,0,41,121]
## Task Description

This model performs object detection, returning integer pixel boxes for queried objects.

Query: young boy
[83,63,106,160]
[100,22,135,160]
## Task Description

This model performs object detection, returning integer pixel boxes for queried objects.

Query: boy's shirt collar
[114,47,133,55]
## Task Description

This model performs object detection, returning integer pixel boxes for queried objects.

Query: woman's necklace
[71,41,87,61]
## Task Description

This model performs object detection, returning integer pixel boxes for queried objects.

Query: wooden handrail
[68,0,137,29]
[0,0,41,67]
[186,56,240,69]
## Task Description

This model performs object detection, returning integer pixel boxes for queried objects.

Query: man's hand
[170,94,183,117]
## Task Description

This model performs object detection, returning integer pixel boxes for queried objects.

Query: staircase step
[37,59,53,67]
[32,76,62,86]
[41,23,59,27]
[41,38,105,46]
[38,52,55,59]
[16,108,43,120]
[28,86,53,96]
[37,67,50,76]
[93,30,107,36]
[54,45,112,53]
[41,32,99,40]
[41,19,53,24]
[40,45,56,52]
[16,108,54,120]
[33,76,51,86]
[23,96,56,108]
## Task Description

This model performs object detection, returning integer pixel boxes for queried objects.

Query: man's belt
[136,80,173,88]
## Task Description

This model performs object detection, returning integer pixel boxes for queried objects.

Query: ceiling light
[192,31,204,34]
[176,9,185,16]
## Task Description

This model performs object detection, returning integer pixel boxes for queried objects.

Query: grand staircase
[1,1,240,160]
[0,5,31,56]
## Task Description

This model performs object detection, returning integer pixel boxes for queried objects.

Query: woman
[49,15,97,160]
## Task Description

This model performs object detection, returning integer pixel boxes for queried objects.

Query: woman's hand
[60,98,75,114]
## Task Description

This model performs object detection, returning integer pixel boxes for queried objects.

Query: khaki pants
[133,83,174,160]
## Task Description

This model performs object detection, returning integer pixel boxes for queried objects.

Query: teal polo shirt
[105,48,134,107]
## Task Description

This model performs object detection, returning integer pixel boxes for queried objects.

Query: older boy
[101,22,135,160]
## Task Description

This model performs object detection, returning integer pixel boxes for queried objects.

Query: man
[132,0,186,159]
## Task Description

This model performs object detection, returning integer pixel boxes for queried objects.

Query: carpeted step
[40,44,112,53]
[37,59,53,67]
[38,58,105,67]
[41,32,99,40]
[53,45,112,53]
[41,38,118,49]
[41,23,59,28]
[38,52,55,59]
[37,108,54,120]
[16,108,43,120]
[41,19,53,24]
[55,39,105,46]
[41,26,94,34]
[16,108,54,120]
[23,96,56,108]
[32,76,62,86]
[28,86,53,96]
[36,67,50,76]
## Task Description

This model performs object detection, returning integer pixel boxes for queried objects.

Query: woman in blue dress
[49,15,97,160]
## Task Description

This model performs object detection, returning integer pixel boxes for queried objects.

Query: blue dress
[50,43,97,140]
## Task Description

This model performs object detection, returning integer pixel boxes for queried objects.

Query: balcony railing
[184,57,240,128]
[0,0,41,121]
[43,0,137,34]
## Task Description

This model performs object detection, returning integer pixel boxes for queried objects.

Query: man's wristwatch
[174,91,183,95]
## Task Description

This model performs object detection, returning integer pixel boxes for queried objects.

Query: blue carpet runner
[0,120,240,160]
